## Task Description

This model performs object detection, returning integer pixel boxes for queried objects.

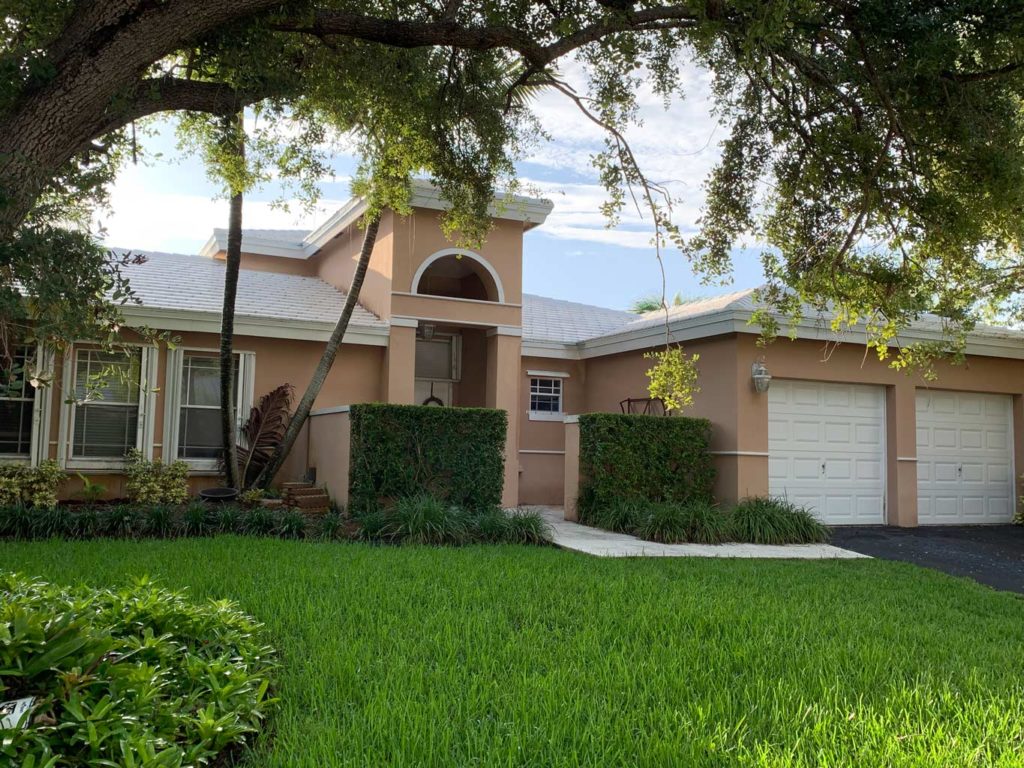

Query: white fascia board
[121,306,389,346]
[576,306,1024,360]
[408,179,553,228]
[302,197,368,255]
[521,340,582,360]
[198,234,220,258]
[200,231,307,260]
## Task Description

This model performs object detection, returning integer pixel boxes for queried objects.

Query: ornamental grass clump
[634,500,728,544]
[357,495,551,546]
[0,572,275,767]
[727,497,831,544]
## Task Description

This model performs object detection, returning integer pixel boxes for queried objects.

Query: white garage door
[916,391,1014,524]
[769,381,886,524]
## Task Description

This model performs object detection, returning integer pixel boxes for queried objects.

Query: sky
[97,60,767,312]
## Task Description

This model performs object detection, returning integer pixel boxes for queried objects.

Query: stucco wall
[516,356,585,505]
[42,332,384,500]
[312,211,396,320]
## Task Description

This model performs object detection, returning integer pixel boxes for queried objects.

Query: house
[3,180,1023,526]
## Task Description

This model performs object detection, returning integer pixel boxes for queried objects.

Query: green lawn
[2,538,1023,767]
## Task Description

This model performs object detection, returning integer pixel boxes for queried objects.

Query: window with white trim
[529,377,563,417]
[178,353,241,460]
[164,348,254,469]
[0,345,36,457]
[70,349,143,459]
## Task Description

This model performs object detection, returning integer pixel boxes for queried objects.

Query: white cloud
[97,165,345,253]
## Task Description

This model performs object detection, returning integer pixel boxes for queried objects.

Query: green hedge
[348,403,506,513]
[576,413,714,519]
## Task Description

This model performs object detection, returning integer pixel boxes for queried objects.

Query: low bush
[0,460,64,508]
[727,497,831,545]
[0,572,275,766]
[357,495,551,546]
[125,449,189,504]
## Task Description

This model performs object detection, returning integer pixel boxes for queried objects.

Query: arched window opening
[412,251,504,302]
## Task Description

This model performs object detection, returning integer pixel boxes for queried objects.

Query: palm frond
[237,384,294,488]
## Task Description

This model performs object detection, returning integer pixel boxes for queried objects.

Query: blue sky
[98,61,766,311]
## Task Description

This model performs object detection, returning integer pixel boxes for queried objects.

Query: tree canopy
[3,0,1024,365]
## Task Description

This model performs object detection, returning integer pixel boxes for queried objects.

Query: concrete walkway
[533,507,868,559]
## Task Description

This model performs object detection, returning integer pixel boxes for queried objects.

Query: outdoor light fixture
[420,322,436,341]
[751,361,772,393]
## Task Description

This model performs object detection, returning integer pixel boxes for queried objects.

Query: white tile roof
[522,294,636,344]
[114,250,385,328]
[592,289,758,339]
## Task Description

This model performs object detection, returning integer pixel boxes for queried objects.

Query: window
[164,348,254,468]
[0,345,36,457]
[70,349,143,459]
[178,353,240,460]
[529,378,563,419]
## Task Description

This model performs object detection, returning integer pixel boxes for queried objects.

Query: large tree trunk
[254,214,381,489]
[219,114,244,489]
[0,0,283,239]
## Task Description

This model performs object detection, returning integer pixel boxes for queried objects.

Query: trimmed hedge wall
[349,403,507,513]
[576,413,715,519]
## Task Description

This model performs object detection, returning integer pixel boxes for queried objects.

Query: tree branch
[92,77,284,138]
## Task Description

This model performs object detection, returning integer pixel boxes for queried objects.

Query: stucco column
[486,328,521,507]
[886,382,918,526]
[1012,395,1024,521]
[563,417,580,520]
[384,321,416,404]
[732,348,770,503]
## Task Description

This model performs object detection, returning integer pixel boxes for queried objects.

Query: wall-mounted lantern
[419,322,436,341]
[751,361,772,393]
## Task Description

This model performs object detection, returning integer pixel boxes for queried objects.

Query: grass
[2,538,1023,766]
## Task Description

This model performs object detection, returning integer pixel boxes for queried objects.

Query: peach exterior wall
[517,356,586,505]
[567,331,1024,525]
[43,331,383,501]
[308,411,351,506]
[312,211,396,320]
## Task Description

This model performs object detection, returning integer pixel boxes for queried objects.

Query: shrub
[349,403,506,513]
[0,572,275,766]
[727,497,831,545]
[576,413,714,520]
[633,500,728,544]
[125,449,189,504]
[75,472,106,504]
[30,505,75,540]
[0,460,65,509]
[0,503,34,540]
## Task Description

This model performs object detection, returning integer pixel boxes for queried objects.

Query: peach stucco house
[5,180,1024,527]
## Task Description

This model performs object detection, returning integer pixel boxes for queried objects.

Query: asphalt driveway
[831,525,1024,594]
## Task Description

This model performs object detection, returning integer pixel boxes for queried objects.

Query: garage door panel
[769,381,886,525]
[916,391,1013,524]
